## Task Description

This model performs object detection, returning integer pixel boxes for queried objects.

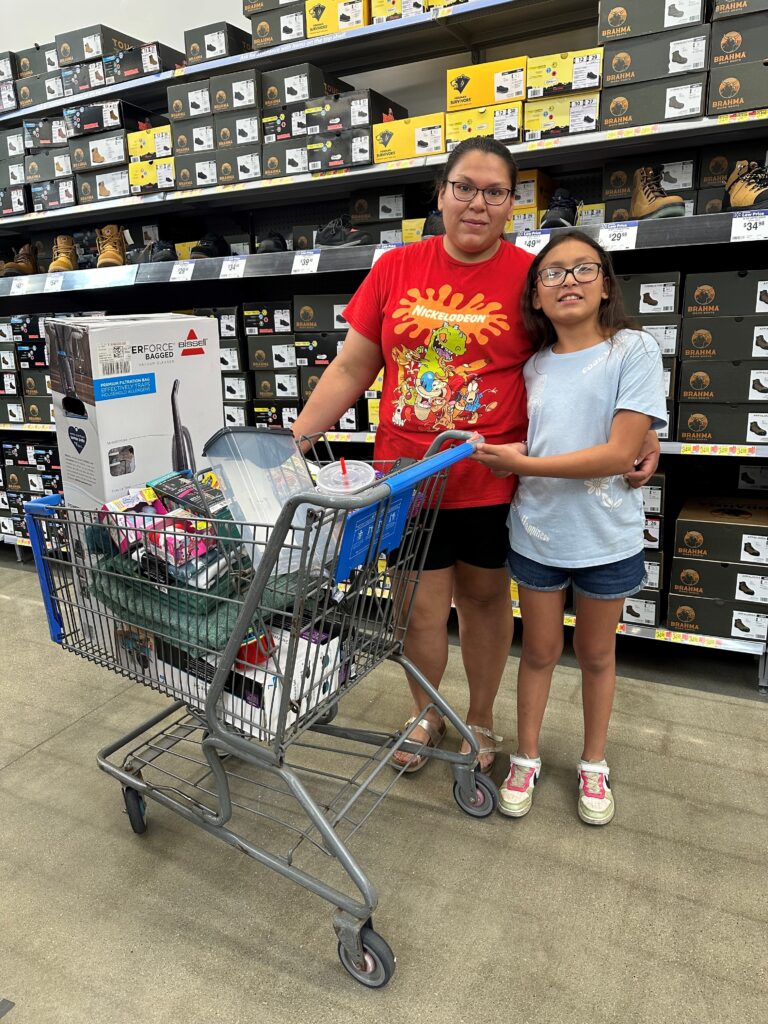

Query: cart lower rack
[25,430,496,987]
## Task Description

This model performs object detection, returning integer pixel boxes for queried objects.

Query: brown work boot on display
[630,166,685,220]
[91,147,106,164]
[96,225,126,269]
[2,242,39,277]
[723,160,768,212]
[48,235,77,273]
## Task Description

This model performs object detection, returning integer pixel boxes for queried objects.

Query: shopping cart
[24,429,497,988]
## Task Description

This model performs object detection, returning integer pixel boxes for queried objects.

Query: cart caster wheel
[315,702,338,726]
[453,773,497,818]
[337,926,396,988]
[122,787,147,834]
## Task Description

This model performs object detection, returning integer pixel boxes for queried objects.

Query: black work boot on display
[255,232,288,254]
[541,189,579,228]
[191,234,232,260]
[316,216,372,247]
[422,211,446,237]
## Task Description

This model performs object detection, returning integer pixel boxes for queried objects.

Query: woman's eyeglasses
[446,180,513,206]
[536,262,603,287]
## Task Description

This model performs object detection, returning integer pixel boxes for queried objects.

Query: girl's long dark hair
[521,230,637,351]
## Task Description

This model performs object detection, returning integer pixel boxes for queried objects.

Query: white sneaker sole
[498,796,533,818]
[578,802,615,826]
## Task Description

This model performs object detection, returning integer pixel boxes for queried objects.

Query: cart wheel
[337,926,396,988]
[122,787,147,835]
[453,772,497,818]
[315,702,338,726]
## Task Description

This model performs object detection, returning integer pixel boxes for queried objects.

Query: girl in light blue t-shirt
[473,230,667,827]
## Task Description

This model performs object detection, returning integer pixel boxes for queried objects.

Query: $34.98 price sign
[731,211,768,243]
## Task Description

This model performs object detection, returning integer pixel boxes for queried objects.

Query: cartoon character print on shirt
[389,284,508,431]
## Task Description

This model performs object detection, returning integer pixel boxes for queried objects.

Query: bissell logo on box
[180,329,206,356]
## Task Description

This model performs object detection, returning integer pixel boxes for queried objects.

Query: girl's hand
[472,442,527,478]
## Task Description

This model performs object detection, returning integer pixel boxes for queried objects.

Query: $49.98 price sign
[731,211,768,243]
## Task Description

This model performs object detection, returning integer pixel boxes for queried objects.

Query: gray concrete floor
[1,547,768,1024]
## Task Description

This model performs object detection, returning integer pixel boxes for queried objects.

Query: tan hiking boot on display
[96,225,126,269]
[723,161,768,212]
[98,180,111,197]
[91,148,105,164]
[2,242,39,277]
[630,166,685,219]
[48,235,77,273]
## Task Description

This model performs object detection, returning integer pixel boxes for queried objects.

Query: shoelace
[641,167,666,200]
[738,163,768,188]
[580,770,606,799]
[507,763,535,791]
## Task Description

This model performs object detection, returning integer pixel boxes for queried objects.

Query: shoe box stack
[0,123,30,217]
[0,314,54,429]
[676,268,768,445]
[707,0,768,117]
[668,494,768,641]
[0,436,61,543]
[620,471,667,626]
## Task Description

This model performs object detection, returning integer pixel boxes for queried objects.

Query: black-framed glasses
[446,180,513,206]
[537,262,603,287]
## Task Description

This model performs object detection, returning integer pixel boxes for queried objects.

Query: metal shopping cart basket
[24,428,496,987]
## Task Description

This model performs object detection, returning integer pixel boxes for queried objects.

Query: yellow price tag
[655,628,668,641]
[671,631,684,642]
[680,444,693,454]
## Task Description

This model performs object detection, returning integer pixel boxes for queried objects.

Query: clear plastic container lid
[316,459,376,495]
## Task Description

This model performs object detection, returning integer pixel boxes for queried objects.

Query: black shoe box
[598,0,707,42]
[0,372,19,397]
[215,145,262,184]
[261,103,308,143]
[76,167,130,204]
[663,357,677,400]
[658,400,675,440]
[174,152,219,190]
[305,89,408,134]
[708,59,768,115]
[710,13,768,68]
[601,73,708,130]
[0,341,14,371]
[696,188,725,215]
[167,81,212,122]
[675,402,768,443]
[172,117,216,156]
[244,302,293,336]
[24,469,63,494]
[252,369,299,400]
[31,178,76,211]
[683,270,768,316]
[245,0,297,13]
[697,141,768,188]
[345,220,401,244]
[0,397,24,424]
[21,370,50,397]
[603,153,697,199]
[617,272,681,315]
[219,345,243,372]
[210,70,260,114]
[194,307,241,340]
[223,401,252,428]
[0,127,25,158]
[712,0,768,18]
[262,138,309,177]
[621,589,661,626]
[3,465,26,490]
[69,129,129,171]
[0,185,31,217]
[644,514,663,549]
[644,548,664,590]
[222,372,251,403]
[11,316,45,343]
[62,59,107,97]
[0,52,19,83]
[0,155,26,188]
[23,396,54,424]
[3,441,59,470]
[14,339,49,369]
[184,23,252,66]
[350,189,405,223]
[16,43,59,79]
[55,25,143,67]
[103,43,184,84]
[299,365,327,400]
[668,592,768,639]
[247,335,297,370]
[17,72,64,109]
[681,316,768,360]
[307,128,372,171]
[671,555,768,604]
[250,5,307,49]
[25,147,72,182]
[64,101,163,136]
[674,496,768,563]
[294,332,344,366]
[0,82,17,113]
[292,225,317,250]
[679,359,768,402]
[214,111,261,148]
[604,24,710,87]
[638,315,681,356]
[253,400,299,429]
[22,118,68,149]
[261,63,351,110]
[294,294,352,332]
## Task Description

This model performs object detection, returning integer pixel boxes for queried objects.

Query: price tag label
[291,250,320,275]
[44,275,64,293]
[9,277,32,296]
[598,221,638,251]
[170,261,195,282]
[371,244,401,266]
[219,256,247,279]
[515,229,550,254]
[731,211,768,243]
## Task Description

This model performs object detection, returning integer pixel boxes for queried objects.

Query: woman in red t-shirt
[293,137,532,773]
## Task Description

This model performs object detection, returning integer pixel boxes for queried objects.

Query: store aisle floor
[2,552,767,1024]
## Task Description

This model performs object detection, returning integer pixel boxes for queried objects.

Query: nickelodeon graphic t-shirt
[343,235,535,508]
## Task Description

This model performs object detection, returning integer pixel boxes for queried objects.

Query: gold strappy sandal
[391,715,446,774]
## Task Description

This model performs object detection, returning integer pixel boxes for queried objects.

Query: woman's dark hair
[436,137,518,198]
[521,229,637,351]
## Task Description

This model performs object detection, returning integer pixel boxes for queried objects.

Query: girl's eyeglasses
[537,262,603,287]
[446,180,513,205]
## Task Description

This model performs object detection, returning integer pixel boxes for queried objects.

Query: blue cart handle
[385,433,483,499]
[24,493,65,644]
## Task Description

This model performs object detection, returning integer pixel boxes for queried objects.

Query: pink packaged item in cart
[145,507,210,567]
[99,487,168,554]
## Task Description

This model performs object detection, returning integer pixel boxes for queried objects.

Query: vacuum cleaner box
[47,314,223,509]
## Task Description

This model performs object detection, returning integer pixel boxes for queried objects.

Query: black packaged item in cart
[103,42,184,84]
[55,25,143,67]
[16,43,59,79]
[598,0,707,42]
[305,90,407,135]
[172,118,216,157]
[61,59,107,97]
[261,104,308,144]
[708,60,768,116]
[603,25,710,87]
[601,73,707,130]
[683,270,768,317]
[215,111,261,149]
[31,178,77,212]
[167,81,212,123]
[215,145,262,185]
[681,316,768,361]
[23,118,69,149]
[17,72,64,109]
[0,185,31,217]
[262,138,308,178]
[210,70,260,113]
[64,101,163,137]
[306,129,372,172]
[185,22,252,65]
[250,4,307,49]
[25,148,72,182]
[261,63,351,110]
[69,129,129,171]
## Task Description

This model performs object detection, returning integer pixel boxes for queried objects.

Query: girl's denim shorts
[508,549,646,600]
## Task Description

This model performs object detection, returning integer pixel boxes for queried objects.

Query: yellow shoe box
[305,0,370,37]
[127,125,173,162]
[402,217,425,243]
[447,56,527,111]
[523,91,601,141]
[514,169,553,208]
[371,0,425,19]
[176,241,198,260]
[526,47,604,100]
[445,101,523,151]
[367,398,380,429]
[128,157,176,194]
[372,112,445,162]
[578,202,606,227]
[505,206,539,234]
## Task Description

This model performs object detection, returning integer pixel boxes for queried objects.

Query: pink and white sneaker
[577,760,615,826]
[498,754,541,818]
